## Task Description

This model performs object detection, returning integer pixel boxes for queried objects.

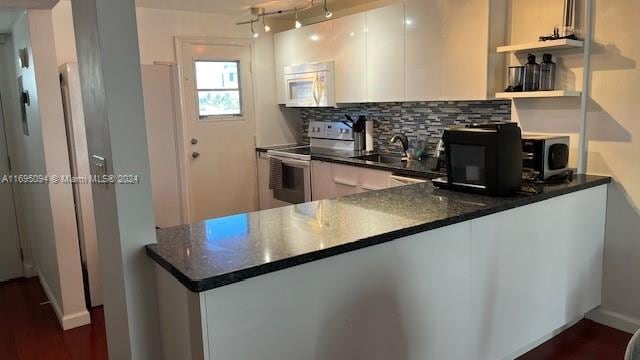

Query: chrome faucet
[389,133,409,158]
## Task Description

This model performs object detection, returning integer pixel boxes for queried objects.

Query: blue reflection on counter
[204,214,249,246]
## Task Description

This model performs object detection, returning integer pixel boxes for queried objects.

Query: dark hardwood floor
[0,278,107,360]
[0,277,633,359]
[518,319,632,360]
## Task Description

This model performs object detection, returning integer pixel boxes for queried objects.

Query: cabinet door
[405,0,444,101]
[292,21,334,64]
[366,3,405,102]
[442,0,489,100]
[331,163,360,197]
[359,168,392,192]
[333,12,367,103]
[257,153,273,210]
[274,30,294,105]
[311,161,335,201]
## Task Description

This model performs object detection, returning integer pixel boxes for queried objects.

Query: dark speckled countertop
[146,175,611,292]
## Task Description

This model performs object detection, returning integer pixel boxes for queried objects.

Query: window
[194,60,242,118]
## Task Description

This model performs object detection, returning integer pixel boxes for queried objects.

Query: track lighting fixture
[295,8,302,29]
[323,0,332,18]
[250,20,259,38]
[262,10,271,32]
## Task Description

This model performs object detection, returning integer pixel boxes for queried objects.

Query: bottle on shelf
[523,54,541,91]
[539,53,557,91]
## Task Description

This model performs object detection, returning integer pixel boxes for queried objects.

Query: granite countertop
[256,145,444,179]
[146,175,611,292]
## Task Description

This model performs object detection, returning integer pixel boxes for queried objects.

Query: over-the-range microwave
[284,61,336,107]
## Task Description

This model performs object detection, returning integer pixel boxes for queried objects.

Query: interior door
[0,94,23,282]
[180,41,258,221]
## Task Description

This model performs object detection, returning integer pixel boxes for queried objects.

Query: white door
[0,94,23,282]
[179,40,258,222]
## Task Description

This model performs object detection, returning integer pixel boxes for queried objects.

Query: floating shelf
[495,90,582,99]
[496,39,584,54]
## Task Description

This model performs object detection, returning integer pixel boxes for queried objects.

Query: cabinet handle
[333,178,358,187]
[361,185,383,191]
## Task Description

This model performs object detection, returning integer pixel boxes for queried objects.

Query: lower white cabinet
[155,185,608,360]
[311,161,393,201]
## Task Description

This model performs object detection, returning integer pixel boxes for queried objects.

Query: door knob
[192,152,200,159]
[191,138,198,145]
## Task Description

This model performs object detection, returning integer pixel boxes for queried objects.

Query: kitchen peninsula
[147,175,610,360]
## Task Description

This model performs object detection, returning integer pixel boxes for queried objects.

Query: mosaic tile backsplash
[301,100,512,155]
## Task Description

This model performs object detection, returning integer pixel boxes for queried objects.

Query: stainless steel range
[265,121,361,205]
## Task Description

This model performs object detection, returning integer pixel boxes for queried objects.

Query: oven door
[270,156,312,205]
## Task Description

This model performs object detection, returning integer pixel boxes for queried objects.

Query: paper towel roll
[365,120,374,151]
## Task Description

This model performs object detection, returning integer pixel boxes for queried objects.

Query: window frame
[193,59,244,121]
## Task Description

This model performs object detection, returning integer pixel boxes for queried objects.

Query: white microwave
[284,61,335,107]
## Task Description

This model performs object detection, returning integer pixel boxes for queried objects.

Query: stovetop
[267,146,365,161]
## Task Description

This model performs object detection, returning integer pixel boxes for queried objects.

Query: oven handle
[267,154,310,167]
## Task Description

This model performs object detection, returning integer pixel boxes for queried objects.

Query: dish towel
[269,157,283,191]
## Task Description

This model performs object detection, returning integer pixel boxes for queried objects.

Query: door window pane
[197,91,241,116]
[194,60,242,118]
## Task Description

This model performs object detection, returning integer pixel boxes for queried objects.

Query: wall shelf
[495,90,582,99]
[496,39,584,54]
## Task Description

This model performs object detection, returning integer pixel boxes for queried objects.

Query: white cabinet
[333,12,367,103]
[365,3,405,102]
[405,0,444,101]
[311,161,393,201]
[441,0,506,100]
[310,160,334,201]
[291,21,334,65]
[274,31,294,105]
[469,186,606,359]
[273,1,505,103]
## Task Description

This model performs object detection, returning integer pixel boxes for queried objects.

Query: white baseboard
[23,261,36,278]
[587,307,640,334]
[37,269,91,331]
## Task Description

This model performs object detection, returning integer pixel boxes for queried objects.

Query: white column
[70,0,160,359]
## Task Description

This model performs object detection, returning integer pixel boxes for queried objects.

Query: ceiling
[0,9,22,32]
[134,0,377,16]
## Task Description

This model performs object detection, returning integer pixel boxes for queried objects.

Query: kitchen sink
[355,154,406,164]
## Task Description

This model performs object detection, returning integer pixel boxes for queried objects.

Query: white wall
[510,0,640,333]
[584,0,640,333]
[51,1,300,147]
[8,10,88,330]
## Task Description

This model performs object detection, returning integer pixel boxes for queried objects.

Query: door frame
[174,36,257,224]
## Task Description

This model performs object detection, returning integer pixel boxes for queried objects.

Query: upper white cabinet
[333,12,367,103]
[292,21,334,64]
[273,0,506,104]
[274,30,294,105]
[405,0,443,101]
[365,3,405,102]
[442,0,506,100]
